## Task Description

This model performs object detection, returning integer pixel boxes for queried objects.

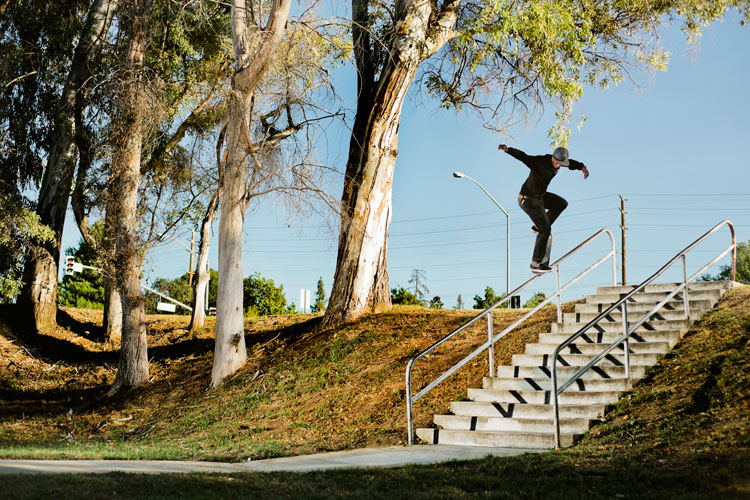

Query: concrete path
[0,445,541,474]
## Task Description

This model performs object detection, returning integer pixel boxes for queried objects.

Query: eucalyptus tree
[101,1,230,343]
[212,0,293,387]
[211,1,344,386]
[105,0,157,391]
[323,0,750,327]
[189,182,221,331]
[1,0,117,329]
[104,0,232,390]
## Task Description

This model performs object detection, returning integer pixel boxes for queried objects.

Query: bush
[524,291,546,308]
[243,273,294,316]
[391,285,422,306]
[473,286,507,309]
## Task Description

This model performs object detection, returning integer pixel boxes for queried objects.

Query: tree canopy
[426,0,750,143]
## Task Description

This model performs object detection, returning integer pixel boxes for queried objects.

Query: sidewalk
[0,445,541,474]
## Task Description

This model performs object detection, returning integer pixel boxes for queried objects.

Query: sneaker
[530,226,539,234]
[530,262,552,274]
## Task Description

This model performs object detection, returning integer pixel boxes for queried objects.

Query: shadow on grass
[56,309,106,343]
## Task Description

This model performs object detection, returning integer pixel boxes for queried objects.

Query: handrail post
[552,355,561,449]
[622,302,630,380]
[730,222,737,281]
[682,255,689,320]
[406,361,414,445]
[556,265,562,323]
[612,242,618,285]
[487,311,495,377]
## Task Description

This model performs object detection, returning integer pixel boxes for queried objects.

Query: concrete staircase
[416,281,735,449]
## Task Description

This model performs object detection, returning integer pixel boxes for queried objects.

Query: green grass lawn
[3,449,749,499]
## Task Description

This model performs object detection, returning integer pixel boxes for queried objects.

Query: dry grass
[1,287,749,498]
[0,302,571,461]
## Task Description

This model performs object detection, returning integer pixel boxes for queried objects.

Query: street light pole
[453,172,510,299]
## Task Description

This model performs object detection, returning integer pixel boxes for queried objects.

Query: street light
[453,171,510,298]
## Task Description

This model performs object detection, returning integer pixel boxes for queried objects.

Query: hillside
[0,284,748,475]
[0,301,570,461]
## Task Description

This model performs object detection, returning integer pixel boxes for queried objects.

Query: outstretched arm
[569,159,590,179]
[498,144,531,165]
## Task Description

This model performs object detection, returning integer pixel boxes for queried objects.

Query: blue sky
[62,11,750,310]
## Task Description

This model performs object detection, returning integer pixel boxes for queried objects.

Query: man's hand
[498,144,508,152]
[582,166,590,179]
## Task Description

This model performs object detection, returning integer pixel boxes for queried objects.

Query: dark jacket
[506,147,585,198]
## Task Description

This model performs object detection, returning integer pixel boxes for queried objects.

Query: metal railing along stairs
[550,220,736,448]
[406,228,618,444]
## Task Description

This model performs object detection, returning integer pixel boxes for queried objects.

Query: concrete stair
[416,281,735,449]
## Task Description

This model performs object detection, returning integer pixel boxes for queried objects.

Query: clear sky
[61,10,750,311]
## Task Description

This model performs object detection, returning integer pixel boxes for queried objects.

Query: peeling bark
[323,63,414,326]
[211,0,291,387]
[323,0,460,327]
[212,89,250,387]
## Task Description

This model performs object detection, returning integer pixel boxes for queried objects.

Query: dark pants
[518,192,568,265]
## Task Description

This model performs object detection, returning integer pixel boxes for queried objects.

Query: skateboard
[531,234,553,274]
[542,234,552,266]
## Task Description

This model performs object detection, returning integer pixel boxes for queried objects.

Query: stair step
[597,281,733,295]
[483,376,633,392]
[416,281,733,450]
[496,364,647,380]
[525,341,670,355]
[587,289,721,305]
[450,401,605,419]
[574,299,713,315]
[538,330,681,346]
[416,428,578,448]
[512,352,663,367]
[551,319,689,334]
[433,415,590,434]
[467,388,622,405]
[563,310,704,324]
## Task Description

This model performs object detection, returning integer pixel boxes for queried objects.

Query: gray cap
[552,147,569,166]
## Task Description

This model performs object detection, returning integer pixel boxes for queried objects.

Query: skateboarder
[498,144,590,274]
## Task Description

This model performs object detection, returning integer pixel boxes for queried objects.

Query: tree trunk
[189,186,220,331]
[20,0,118,330]
[212,91,250,387]
[108,0,152,393]
[211,0,292,387]
[323,63,416,326]
[322,0,459,327]
[103,281,122,342]
[101,202,122,341]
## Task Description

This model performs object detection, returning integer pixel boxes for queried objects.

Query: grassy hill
[1,286,749,498]
[0,299,571,461]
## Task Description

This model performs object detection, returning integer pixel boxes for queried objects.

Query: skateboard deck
[542,234,552,266]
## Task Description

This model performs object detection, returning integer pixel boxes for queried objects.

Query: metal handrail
[551,220,736,448]
[406,228,617,444]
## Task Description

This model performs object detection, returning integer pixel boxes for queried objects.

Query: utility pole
[619,195,627,285]
[188,229,196,285]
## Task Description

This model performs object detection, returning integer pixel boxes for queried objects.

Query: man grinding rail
[498,144,590,274]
